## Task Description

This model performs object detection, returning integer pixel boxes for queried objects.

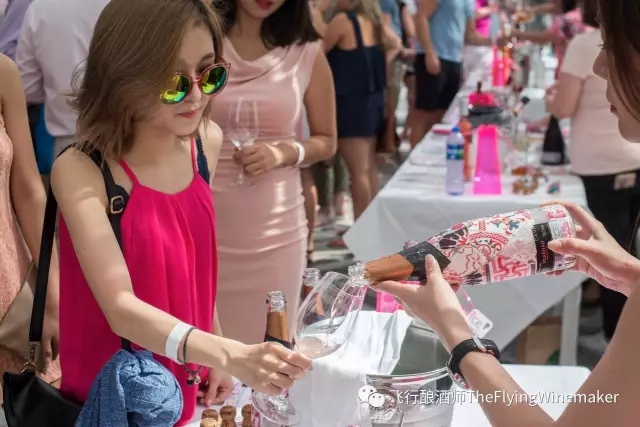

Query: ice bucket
[363,319,454,427]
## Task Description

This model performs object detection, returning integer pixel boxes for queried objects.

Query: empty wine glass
[227,98,258,186]
[251,266,367,426]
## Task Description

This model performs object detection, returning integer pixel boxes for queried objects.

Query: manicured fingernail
[207,400,213,406]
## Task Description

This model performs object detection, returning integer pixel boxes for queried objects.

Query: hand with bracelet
[233,140,303,177]
[169,323,312,399]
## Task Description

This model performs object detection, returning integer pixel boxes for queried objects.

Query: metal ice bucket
[363,319,454,427]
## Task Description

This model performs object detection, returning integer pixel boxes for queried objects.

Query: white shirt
[15,0,109,137]
[561,30,640,176]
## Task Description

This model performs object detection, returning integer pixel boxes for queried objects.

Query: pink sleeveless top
[58,139,217,426]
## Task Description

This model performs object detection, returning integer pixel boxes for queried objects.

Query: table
[184,364,591,427]
[451,364,591,426]
[344,49,585,365]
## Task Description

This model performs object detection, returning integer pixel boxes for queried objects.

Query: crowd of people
[0,0,639,425]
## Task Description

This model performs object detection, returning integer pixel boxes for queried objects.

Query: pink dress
[209,39,321,344]
[0,114,60,399]
[58,139,217,426]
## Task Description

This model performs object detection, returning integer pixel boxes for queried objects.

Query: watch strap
[447,337,500,389]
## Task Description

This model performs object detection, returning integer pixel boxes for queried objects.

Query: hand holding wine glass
[251,268,367,425]
[224,339,311,396]
[227,98,259,186]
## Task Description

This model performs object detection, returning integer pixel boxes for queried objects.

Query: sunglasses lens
[161,75,189,104]
[201,66,228,96]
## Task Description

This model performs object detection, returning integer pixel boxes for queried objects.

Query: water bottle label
[446,144,464,160]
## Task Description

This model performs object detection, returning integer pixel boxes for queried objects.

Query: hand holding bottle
[543,201,640,297]
[225,340,312,396]
[373,255,473,353]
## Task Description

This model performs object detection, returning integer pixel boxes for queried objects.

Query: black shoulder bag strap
[28,139,210,356]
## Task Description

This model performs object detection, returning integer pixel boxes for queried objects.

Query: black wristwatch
[446,336,500,389]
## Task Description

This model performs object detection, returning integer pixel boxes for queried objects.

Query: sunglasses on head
[160,62,230,105]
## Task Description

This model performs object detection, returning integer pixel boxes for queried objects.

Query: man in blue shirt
[379,0,402,37]
[410,0,499,147]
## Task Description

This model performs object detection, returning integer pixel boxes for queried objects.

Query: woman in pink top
[545,0,640,342]
[53,0,310,425]
[210,0,337,345]
[0,54,60,398]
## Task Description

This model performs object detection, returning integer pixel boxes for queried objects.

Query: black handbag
[2,140,210,427]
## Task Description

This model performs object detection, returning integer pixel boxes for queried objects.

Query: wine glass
[227,98,258,186]
[251,268,367,426]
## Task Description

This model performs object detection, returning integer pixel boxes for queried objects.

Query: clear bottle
[445,127,465,196]
[264,291,290,349]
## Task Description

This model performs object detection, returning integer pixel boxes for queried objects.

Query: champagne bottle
[457,99,473,183]
[264,291,291,349]
[301,267,321,300]
[364,205,577,286]
[541,115,568,165]
[301,268,325,323]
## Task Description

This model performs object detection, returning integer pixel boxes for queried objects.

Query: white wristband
[293,141,305,166]
[165,321,192,364]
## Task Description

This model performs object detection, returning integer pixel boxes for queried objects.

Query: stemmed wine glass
[251,267,368,426]
[227,98,258,186]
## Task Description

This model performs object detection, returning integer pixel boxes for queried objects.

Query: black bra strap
[195,135,210,183]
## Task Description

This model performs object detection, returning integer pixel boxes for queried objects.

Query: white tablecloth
[344,49,585,359]
[185,364,591,427]
[451,364,591,426]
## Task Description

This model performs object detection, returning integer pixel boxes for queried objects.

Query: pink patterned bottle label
[424,205,575,285]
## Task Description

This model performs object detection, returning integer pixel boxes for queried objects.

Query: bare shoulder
[0,54,19,78]
[0,54,22,96]
[329,11,349,26]
[198,118,223,178]
[50,148,108,207]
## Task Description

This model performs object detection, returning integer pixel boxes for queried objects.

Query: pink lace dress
[0,114,60,400]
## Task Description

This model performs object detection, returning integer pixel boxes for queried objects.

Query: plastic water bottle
[446,127,465,195]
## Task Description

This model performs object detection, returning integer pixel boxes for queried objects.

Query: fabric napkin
[289,311,414,427]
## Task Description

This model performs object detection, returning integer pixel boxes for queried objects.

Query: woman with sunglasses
[51,1,310,425]
[374,4,640,424]
[209,0,337,345]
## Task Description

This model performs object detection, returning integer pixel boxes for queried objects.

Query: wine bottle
[364,205,577,286]
[541,115,568,165]
[301,267,321,300]
[457,99,474,183]
[301,268,325,323]
[264,291,291,349]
